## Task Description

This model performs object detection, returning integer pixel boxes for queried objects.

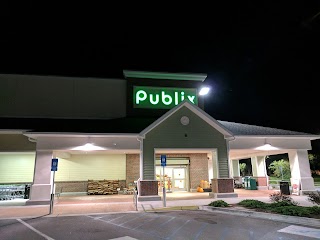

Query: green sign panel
[133,86,198,109]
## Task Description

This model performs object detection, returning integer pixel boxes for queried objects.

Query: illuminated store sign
[133,86,198,109]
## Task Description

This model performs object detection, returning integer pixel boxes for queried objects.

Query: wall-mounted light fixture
[199,87,210,96]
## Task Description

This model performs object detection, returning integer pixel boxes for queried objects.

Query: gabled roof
[139,100,234,138]
[218,121,312,136]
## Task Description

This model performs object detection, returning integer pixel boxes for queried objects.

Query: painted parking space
[278,225,320,239]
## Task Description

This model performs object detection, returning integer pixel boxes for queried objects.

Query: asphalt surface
[1,210,320,240]
[1,189,320,239]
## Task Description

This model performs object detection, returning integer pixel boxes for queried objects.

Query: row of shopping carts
[0,184,28,201]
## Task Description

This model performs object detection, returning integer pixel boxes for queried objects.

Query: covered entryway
[229,136,319,194]
[22,133,141,205]
[137,101,237,201]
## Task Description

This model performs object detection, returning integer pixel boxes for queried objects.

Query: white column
[232,160,240,177]
[251,156,267,177]
[288,150,315,193]
[27,150,53,205]
[212,150,219,179]
[208,155,213,181]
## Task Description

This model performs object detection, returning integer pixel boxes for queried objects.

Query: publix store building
[0,70,319,204]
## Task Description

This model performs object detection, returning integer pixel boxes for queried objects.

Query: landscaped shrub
[238,199,267,209]
[237,199,320,219]
[309,206,320,215]
[307,191,320,205]
[269,201,297,208]
[270,206,312,217]
[208,200,229,207]
[269,192,298,206]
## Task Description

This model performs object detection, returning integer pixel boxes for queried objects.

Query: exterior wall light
[199,87,210,96]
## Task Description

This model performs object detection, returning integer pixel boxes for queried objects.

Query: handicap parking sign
[161,155,166,167]
[51,158,58,171]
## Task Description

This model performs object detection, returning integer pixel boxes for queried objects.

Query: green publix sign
[133,86,198,109]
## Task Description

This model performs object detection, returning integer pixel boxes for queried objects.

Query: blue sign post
[51,158,58,171]
[50,158,58,214]
[160,155,166,167]
[160,155,167,207]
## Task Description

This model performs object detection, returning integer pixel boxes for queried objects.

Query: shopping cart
[0,185,25,201]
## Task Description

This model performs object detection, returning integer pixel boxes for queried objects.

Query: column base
[209,192,238,198]
[300,177,316,191]
[211,178,235,193]
[290,177,316,193]
[138,180,159,196]
[254,177,267,187]
[29,184,51,203]
[300,190,318,195]
[26,200,50,205]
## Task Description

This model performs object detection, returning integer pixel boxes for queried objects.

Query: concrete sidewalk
[0,189,318,221]
[139,189,316,211]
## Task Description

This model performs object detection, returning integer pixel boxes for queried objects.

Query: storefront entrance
[156,166,189,192]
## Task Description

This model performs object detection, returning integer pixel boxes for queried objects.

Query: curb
[142,206,199,212]
[202,206,320,228]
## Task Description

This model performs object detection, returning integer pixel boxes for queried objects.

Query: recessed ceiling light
[71,143,105,151]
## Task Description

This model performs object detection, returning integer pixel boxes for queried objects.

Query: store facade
[0,71,319,204]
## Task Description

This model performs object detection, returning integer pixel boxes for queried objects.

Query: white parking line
[278,225,320,239]
[17,219,55,240]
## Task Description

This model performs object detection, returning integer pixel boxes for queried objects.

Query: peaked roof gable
[218,120,317,137]
[139,100,233,138]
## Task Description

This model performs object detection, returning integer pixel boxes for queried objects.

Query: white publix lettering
[136,90,196,105]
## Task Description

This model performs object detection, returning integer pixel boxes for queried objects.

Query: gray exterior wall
[0,74,126,119]
[143,106,229,180]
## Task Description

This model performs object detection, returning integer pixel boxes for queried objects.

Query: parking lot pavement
[1,210,320,240]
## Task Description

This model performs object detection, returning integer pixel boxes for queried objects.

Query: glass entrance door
[156,166,188,192]
[172,167,187,191]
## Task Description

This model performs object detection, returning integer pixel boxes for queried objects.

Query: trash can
[24,184,31,199]
[280,181,290,195]
[244,176,257,190]
[249,178,257,190]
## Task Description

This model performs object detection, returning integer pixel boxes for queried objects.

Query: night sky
[1,2,320,135]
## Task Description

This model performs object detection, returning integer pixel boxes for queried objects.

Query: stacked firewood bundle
[87,180,120,195]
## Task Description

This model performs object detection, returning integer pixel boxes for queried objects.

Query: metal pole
[49,171,55,214]
[135,190,138,211]
[162,165,166,207]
